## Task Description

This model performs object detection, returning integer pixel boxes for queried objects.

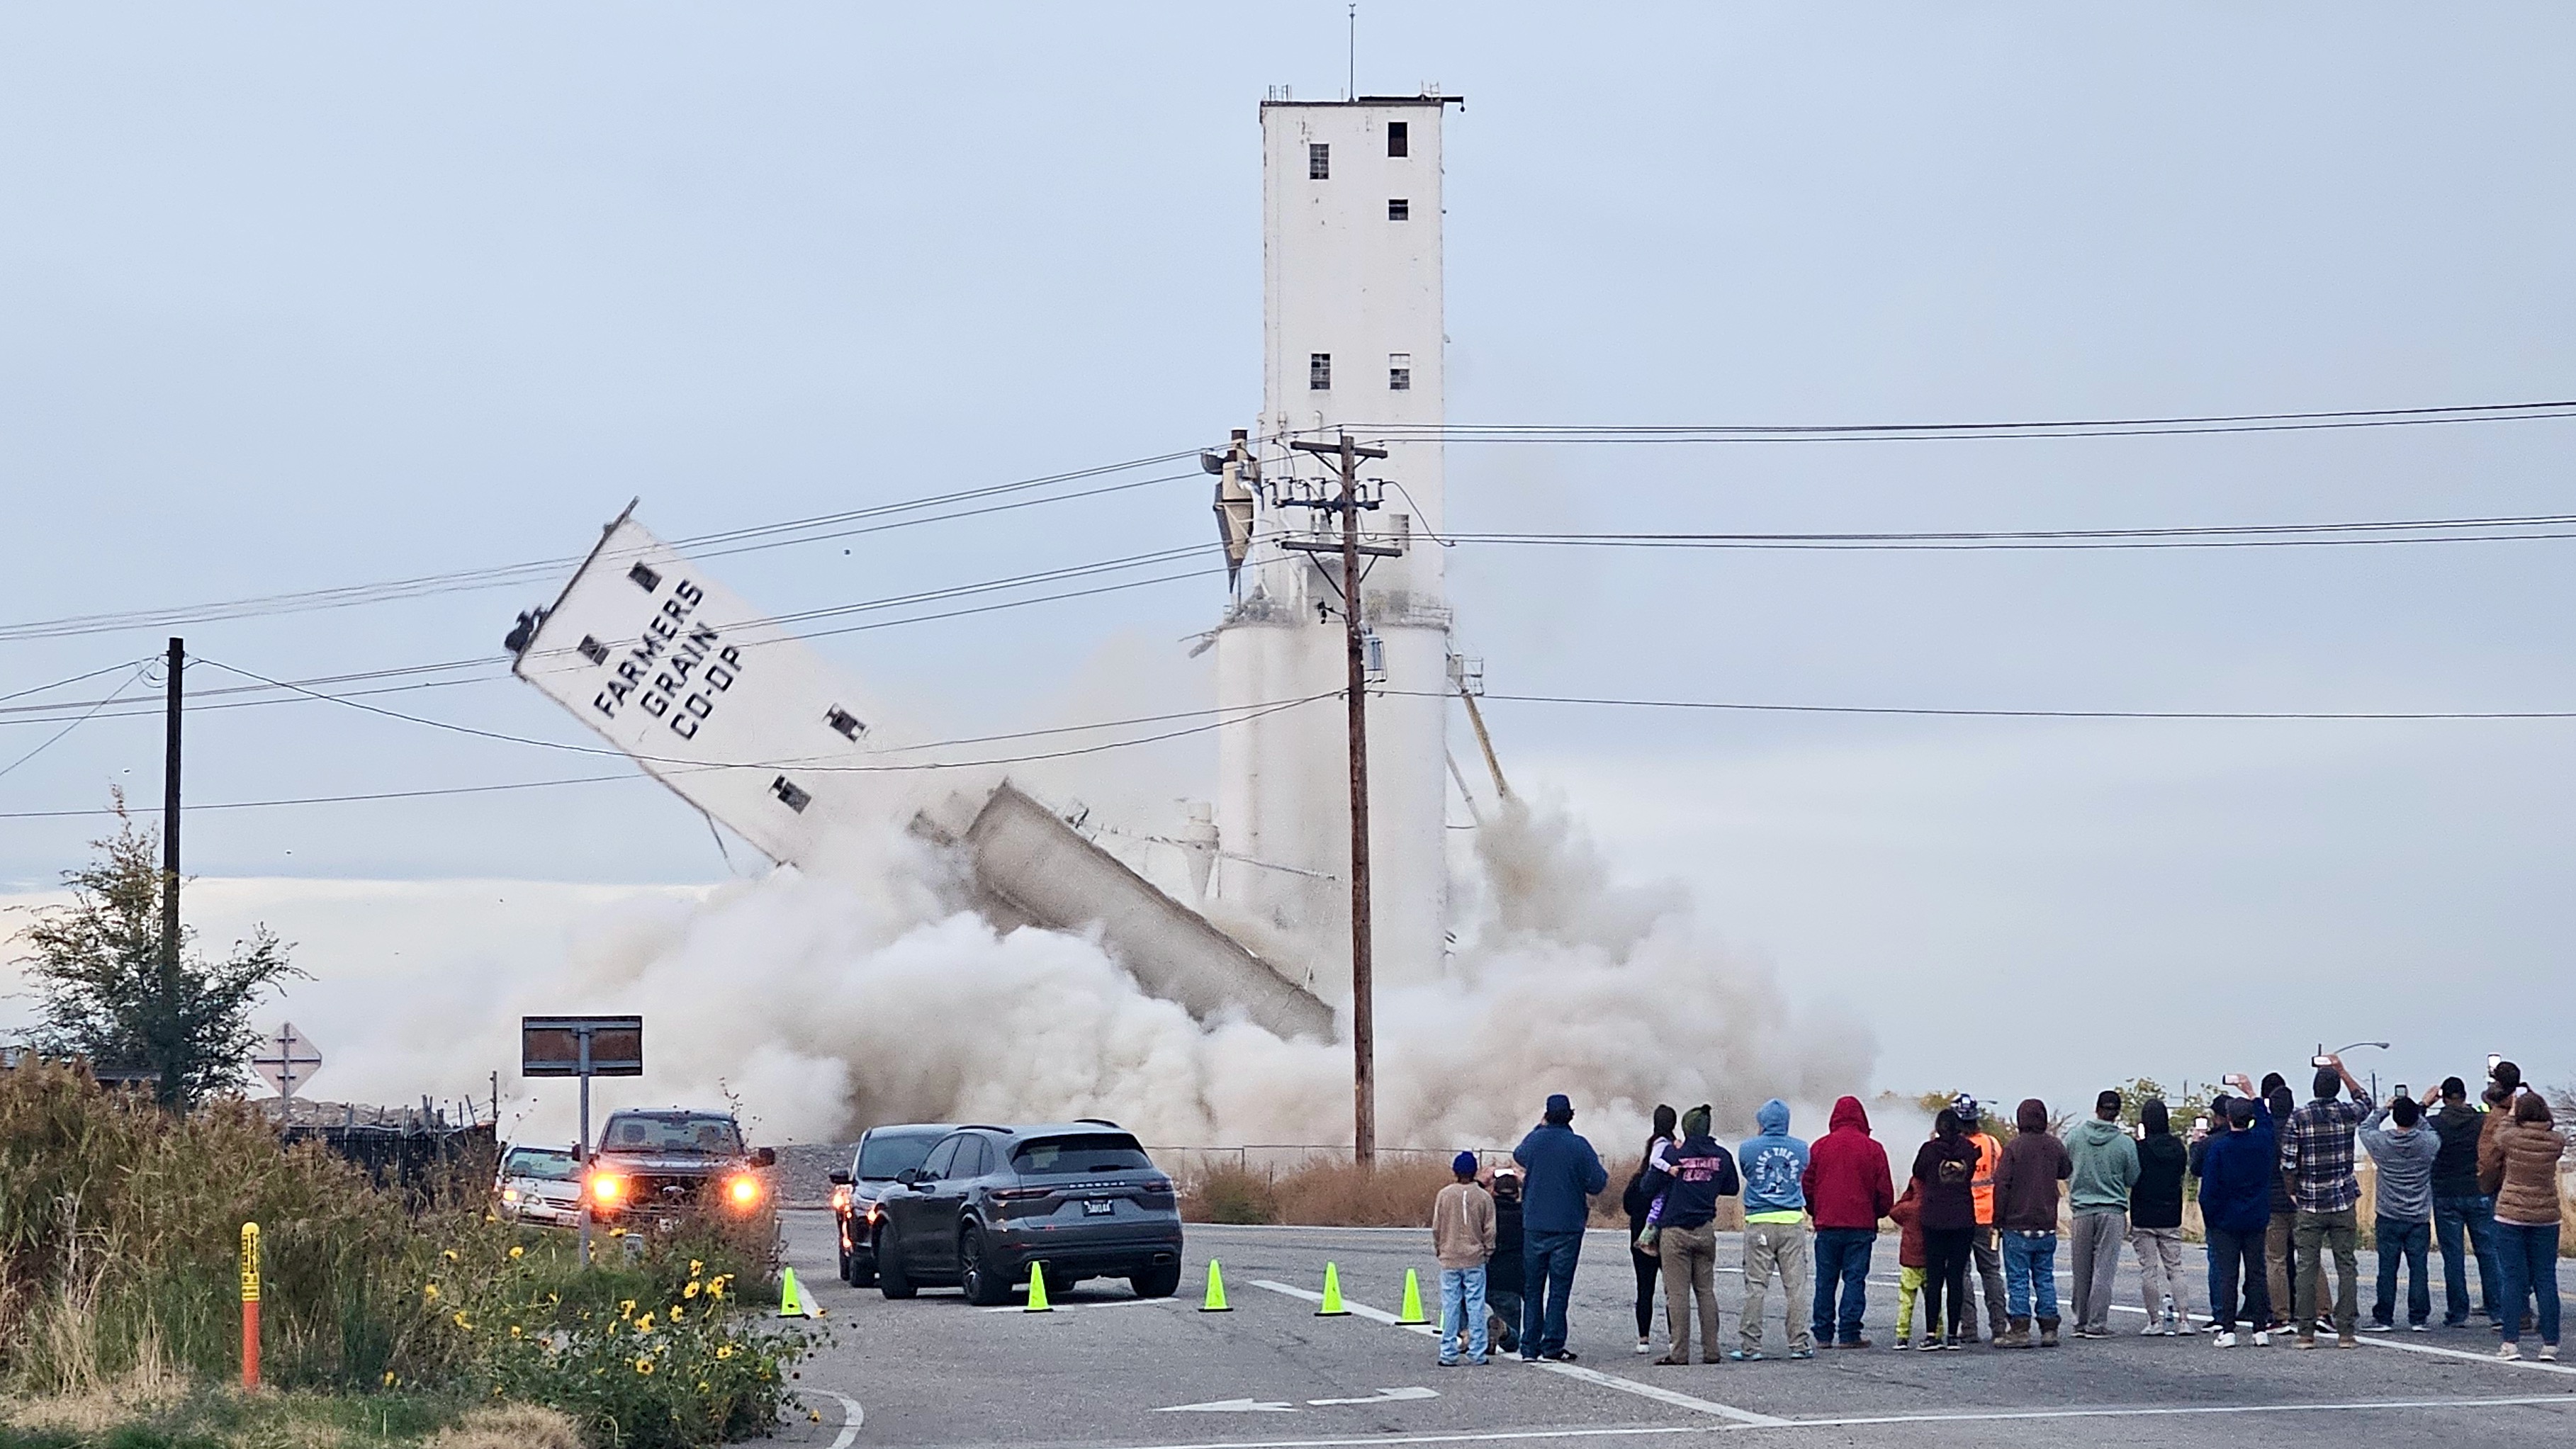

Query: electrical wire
[1337,398,2576,446]
[0,451,1204,644]
[1435,513,2576,552]
[0,657,156,706]
[0,663,152,784]
[0,691,1341,821]
[1409,689,2576,722]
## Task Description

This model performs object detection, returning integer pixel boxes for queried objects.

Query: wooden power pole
[160,636,184,1102]
[1288,432,1388,1166]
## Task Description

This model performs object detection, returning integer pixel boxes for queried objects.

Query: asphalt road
[765,1215,2575,1449]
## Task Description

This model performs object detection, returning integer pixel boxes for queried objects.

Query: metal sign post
[522,1015,643,1268]
[252,1022,325,1100]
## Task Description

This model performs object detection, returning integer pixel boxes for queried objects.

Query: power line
[1435,513,2576,552]
[0,656,154,706]
[0,663,152,783]
[1413,689,2576,722]
[0,692,1341,821]
[1344,398,2576,446]
[0,451,1203,643]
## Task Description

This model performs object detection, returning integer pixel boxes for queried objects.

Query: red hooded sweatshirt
[1800,1095,1895,1231]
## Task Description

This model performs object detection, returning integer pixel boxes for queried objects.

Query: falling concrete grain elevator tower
[1209,89,1463,1013]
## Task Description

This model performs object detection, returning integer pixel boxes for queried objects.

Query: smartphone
[2392,1084,2407,1101]
[2194,1115,2211,1134]
[2312,1054,2334,1068]
[2488,1052,2503,1075]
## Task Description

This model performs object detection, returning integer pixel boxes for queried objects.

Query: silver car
[497,1143,583,1227]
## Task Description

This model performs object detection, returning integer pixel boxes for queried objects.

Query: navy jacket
[2194,1103,2278,1236]
[1643,1133,1740,1230]
[1512,1122,1609,1234]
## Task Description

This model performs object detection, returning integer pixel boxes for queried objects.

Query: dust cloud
[560,790,1873,1153]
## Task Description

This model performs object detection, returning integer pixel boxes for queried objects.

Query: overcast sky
[5,4,2572,1112]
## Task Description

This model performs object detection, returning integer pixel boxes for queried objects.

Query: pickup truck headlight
[588,1172,627,1207]
[726,1173,763,1209]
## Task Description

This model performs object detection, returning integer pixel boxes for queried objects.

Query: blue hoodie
[1738,1100,1811,1218]
[1512,1121,1609,1234]
[2194,1100,2278,1236]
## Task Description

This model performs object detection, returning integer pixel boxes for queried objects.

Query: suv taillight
[990,1186,1051,1202]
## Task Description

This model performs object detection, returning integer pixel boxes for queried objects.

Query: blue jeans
[2373,1216,2431,1327]
[1439,1265,1489,1363]
[2001,1229,2060,1321]
[2433,1193,2501,1324]
[1810,1227,1875,1344]
[2205,1225,2266,1331]
[2492,1219,2563,1347]
[1522,1229,1584,1357]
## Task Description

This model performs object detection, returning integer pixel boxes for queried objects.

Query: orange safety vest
[1969,1132,2001,1225]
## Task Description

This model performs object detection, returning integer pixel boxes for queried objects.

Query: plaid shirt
[2278,1095,2372,1213]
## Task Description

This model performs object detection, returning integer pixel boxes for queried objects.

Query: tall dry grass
[1181,1158,1458,1227]
[0,1059,458,1394]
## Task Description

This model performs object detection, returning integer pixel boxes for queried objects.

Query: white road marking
[812,1390,864,1449]
[2105,1302,2576,1376]
[1110,1394,2576,1449]
[1787,1393,2576,1427]
[1157,1398,1298,1413]
[1246,1279,1785,1427]
[1307,1387,1439,1406]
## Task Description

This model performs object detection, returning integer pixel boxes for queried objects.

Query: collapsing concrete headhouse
[504,509,1334,1042]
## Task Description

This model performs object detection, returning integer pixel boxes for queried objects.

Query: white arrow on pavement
[1307,1387,1439,1406]
[1154,1399,1295,1414]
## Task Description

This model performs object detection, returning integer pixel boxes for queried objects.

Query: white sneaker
[2139,1320,2162,1336]
[2496,1343,2523,1362]
[2541,1346,2560,1363]
[2251,1331,2271,1347]
[2210,1332,2238,1348]
[2410,1323,2430,1334]
[1634,1339,1653,1355]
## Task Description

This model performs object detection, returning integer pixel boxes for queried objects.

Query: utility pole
[160,636,184,1103]
[1288,432,1388,1166]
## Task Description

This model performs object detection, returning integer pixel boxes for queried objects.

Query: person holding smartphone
[2280,1054,2374,1348]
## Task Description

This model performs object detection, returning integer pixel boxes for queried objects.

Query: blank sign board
[520,1016,644,1078]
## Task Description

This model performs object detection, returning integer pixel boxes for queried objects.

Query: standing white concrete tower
[1210,90,1461,1010]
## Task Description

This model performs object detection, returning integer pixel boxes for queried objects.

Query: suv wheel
[878,1233,917,1300]
[959,1224,1012,1307]
[1130,1263,1181,1299]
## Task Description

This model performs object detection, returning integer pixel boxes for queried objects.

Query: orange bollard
[240,1222,261,1391]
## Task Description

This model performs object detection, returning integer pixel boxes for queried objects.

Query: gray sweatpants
[1738,1220,1814,1354]
[2070,1210,2128,1333]
[2132,1225,2191,1324]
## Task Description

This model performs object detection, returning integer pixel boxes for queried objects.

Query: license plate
[1083,1199,1114,1217]
[658,1217,680,1232]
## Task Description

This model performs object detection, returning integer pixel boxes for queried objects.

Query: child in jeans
[1432,1151,1497,1366]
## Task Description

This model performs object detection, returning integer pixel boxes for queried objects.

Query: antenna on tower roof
[1346,4,1356,101]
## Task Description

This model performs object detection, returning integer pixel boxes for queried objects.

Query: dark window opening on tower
[1388,198,1410,221]
[1389,354,1412,391]
[1310,353,1332,390]
[1387,121,1409,157]
[1308,142,1329,179]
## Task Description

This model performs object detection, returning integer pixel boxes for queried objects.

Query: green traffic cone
[1025,1262,1054,1312]
[1396,1267,1428,1324]
[776,1266,806,1318]
[1316,1261,1349,1316]
[1201,1259,1232,1312]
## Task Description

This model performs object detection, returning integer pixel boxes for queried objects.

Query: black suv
[828,1122,952,1287]
[872,1122,1183,1304]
